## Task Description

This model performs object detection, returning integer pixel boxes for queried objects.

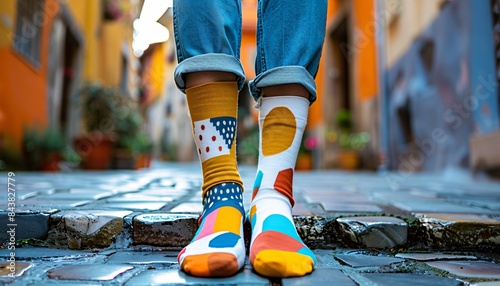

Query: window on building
[13,0,44,68]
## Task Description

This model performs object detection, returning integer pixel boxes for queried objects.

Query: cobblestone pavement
[1,162,500,285]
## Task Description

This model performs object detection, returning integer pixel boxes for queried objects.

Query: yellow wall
[0,0,15,48]
[66,0,103,83]
[65,0,87,30]
[52,0,133,86]
[67,0,132,86]
[385,0,447,67]
[142,43,166,104]
[101,21,124,86]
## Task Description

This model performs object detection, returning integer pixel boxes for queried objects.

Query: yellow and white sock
[249,96,316,278]
[178,81,245,277]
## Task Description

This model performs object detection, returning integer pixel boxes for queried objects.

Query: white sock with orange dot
[249,95,316,277]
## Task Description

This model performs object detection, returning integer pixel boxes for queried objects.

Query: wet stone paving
[0,162,499,285]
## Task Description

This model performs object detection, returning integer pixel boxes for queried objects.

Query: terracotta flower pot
[338,150,359,170]
[40,152,61,172]
[296,153,313,171]
[111,148,135,169]
[135,153,152,169]
[73,133,115,170]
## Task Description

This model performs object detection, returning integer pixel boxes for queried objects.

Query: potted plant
[0,134,24,171]
[134,132,153,169]
[112,136,137,169]
[39,127,65,171]
[110,102,143,169]
[334,110,370,170]
[22,127,42,170]
[23,126,65,171]
[73,85,117,170]
[337,132,370,170]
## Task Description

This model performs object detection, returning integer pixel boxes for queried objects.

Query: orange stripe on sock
[250,231,304,263]
[252,187,259,200]
[250,205,257,221]
[274,168,295,206]
[181,252,239,277]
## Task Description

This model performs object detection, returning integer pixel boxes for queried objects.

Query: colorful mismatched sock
[179,81,245,277]
[178,182,245,277]
[249,96,316,277]
[250,193,316,277]
[186,81,243,196]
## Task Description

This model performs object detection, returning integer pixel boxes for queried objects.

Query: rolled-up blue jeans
[173,0,328,104]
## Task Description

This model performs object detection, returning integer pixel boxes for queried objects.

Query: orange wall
[310,0,379,128]
[240,1,340,129]
[352,0,378,101]
[241,0,257,79]
[0,50,48,149]
[0,0,59,151]
[309,1,343,128]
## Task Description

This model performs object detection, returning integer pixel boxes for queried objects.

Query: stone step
[2,210,499,252]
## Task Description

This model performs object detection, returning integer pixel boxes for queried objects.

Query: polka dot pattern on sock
[202,182,244,219]
[210,117,237,149]
[194,117,237,162]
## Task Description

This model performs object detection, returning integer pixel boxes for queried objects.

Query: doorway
[46,5,83,140]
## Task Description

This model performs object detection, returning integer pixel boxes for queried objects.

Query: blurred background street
[0,0,499,176]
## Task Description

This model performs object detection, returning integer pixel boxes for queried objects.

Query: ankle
[252,189,291,207]
[201,182,244,219]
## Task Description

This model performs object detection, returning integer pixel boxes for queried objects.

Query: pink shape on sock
[195,209,218,240]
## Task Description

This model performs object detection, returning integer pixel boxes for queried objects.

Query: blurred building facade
[381,0,500,174]
[146,0,500,175]
[1,0,498,175]
[0,0,140,156]
[308,0,500,175]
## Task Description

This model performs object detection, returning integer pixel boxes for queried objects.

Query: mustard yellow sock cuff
[186,81,239,123]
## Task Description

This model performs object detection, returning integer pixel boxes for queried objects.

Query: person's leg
[173,0,245,277]
[248,0,328,278]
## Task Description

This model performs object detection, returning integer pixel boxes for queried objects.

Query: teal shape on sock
[298,247,317,264]
[262,214,302,241]
[251,212,257,228]
[253,170,263,191]
[208,232,240,248]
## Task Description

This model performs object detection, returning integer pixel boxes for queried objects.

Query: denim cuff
[248,66,317,105]
[174,53,246,93]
